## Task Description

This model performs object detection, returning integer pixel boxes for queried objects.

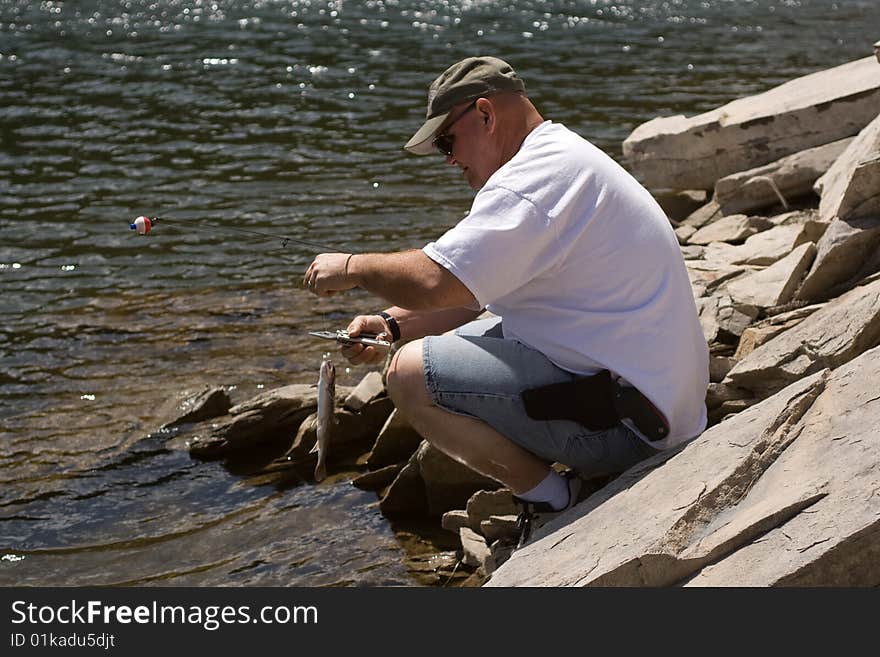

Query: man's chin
[463,169,483,190]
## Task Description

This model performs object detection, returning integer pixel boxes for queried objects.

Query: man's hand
[303,253,355,296]
[341,314,392,365]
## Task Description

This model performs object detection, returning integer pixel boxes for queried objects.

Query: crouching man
[304,56,709,544]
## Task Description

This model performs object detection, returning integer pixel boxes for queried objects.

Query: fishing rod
[129,215,342,253]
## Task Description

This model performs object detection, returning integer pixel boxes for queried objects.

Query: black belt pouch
[520,370,669,442]
[521,370,620,431]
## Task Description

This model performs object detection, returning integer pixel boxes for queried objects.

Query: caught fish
[310,358,336,482]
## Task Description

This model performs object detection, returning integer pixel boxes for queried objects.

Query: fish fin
[314,463,326,482]
[309,442,319,454]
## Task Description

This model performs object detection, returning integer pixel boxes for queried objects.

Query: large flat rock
[486,371,829,586]
[488,344,880,586]
[623,57,880,190]
[687,349,880,586]
[725,276,880,397]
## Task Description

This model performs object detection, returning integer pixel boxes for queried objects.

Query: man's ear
[476,97,494,129]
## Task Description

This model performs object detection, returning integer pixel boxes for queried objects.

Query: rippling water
[1,0,877,586]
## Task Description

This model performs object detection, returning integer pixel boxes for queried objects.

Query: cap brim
[404,113,449,155]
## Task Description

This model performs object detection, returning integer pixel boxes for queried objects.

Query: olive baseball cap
[404,56,526,155]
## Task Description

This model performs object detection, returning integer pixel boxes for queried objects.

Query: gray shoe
[513,472,583,549]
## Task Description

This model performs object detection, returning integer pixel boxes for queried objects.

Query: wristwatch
[378,311,401,343]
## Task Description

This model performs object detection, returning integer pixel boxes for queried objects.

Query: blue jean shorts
[422,317,661,479]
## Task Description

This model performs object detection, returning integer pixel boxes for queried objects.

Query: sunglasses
[432,100,478,157]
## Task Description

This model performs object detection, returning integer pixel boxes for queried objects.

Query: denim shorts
[422,317,661,480]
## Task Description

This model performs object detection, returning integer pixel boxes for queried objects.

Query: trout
[310,358,336,482]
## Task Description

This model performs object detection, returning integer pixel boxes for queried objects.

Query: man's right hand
[341,314,393,365]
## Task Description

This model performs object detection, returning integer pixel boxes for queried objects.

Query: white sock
[516,470,570,511]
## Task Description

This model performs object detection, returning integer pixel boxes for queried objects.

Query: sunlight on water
[0,0,876,586]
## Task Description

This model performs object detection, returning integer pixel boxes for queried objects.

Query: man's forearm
[348,250,476,310]
[384,306,482,342]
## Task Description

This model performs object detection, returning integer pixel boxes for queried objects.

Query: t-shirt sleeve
[422,185,563,308]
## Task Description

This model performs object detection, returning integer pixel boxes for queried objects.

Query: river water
[1,0,877,586]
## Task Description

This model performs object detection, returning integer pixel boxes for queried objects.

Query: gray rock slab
[687,347,880,586]
[487,370,831,586]
[724,242,816,308]
[622,56,880,190]
[714,138,852,215]
[689,214,772,246]
[726,277,880,397]
[796,215,880,301]
[815,111,880,222]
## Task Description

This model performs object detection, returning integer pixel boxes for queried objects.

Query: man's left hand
[303,253,355,296]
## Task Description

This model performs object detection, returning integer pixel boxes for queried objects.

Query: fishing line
[129,214,344,330]
[129,214,343,254]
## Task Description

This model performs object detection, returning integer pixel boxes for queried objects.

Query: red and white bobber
[129,215,156,235]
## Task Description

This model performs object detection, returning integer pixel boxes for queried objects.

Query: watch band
[378,311,401,343]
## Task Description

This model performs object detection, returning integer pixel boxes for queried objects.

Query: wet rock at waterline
[158,386,232,431]
[282,396,394,467]
[187,384,348,458]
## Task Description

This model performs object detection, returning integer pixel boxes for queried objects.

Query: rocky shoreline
[156,45,880,586]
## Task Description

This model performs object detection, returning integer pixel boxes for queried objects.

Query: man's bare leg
[386,340,551,495]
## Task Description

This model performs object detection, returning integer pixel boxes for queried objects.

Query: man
[304,56,709,542]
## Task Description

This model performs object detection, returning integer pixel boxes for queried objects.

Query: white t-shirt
[423,121,708,448]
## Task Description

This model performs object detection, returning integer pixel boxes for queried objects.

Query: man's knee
[386,339,431,412]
